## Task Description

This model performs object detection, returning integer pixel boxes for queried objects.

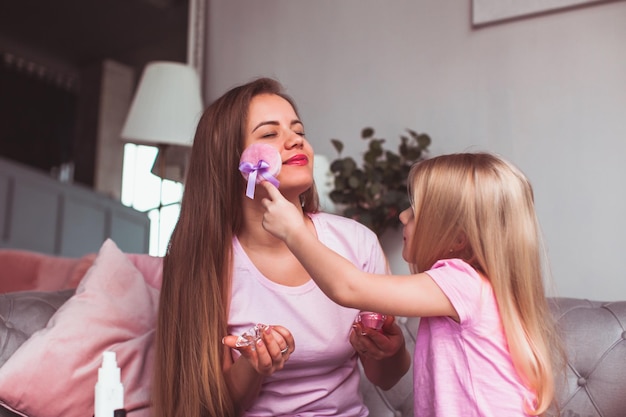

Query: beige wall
[94,60,135,200]
[204,0,626,300]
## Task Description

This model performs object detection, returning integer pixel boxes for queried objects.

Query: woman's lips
[284,155,309,166]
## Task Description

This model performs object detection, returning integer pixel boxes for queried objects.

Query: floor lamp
[120,61,204,253]
[120,61,203,182]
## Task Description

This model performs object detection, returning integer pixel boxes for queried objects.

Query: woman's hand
[353,315,411,390]
[223,325,295,376]
[350,315,405,361]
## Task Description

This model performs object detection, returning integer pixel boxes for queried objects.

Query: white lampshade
[121,61,203,146]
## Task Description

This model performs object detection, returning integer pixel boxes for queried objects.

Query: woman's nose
[285,131,304,148]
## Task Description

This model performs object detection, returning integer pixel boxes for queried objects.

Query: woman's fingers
[223,325,294,375]
[271,325,295,355]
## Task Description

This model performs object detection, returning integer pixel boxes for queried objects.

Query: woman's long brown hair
[152,78,318,417]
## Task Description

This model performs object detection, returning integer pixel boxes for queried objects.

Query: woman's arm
[350,233,411,390]
[222,346,264,415]
[354,315,411,390]
[222,325,294,415]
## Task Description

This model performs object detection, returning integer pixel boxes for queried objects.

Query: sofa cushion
[0,289,74,367]
[548,298,626,417]
[0,249,95,294]
[358,298,626,417]
[0,239,161,417]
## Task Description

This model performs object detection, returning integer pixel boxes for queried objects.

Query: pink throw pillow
[0,239,160,417]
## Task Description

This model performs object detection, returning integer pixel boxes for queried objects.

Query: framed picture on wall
[472,0,624,26]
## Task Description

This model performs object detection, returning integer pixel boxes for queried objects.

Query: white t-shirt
[229,212,388,417]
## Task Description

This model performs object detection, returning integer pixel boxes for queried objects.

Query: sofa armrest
[0,406,19,417]
[548,297,626,417]
[0,289,75,417]
[0,289,75,367]
[359,298,626,417]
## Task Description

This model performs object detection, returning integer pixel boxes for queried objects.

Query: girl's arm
[260,182,457,320]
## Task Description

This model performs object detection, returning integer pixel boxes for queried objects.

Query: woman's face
[399,207,416,263]
[244,93,314,196]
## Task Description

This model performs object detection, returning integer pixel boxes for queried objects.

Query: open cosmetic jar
[357,311,387,330]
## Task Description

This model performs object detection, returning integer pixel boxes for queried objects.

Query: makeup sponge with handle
[239,143,282,199]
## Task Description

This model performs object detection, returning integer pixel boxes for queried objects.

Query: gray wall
[203,1,626,301]
[0,157,150,256]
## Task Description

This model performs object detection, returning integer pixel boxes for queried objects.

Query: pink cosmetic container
[357,311,387,330]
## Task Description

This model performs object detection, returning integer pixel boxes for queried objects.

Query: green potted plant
[329,127,431,237]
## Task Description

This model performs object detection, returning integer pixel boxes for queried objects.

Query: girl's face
[244,94,314,196]
[399,207,415,263]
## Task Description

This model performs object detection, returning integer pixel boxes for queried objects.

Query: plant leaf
[361,127,375,139]
[417,133,431,149]
[327,126,432,236]
[330,139,344,154]
[348,175,361,189]
[340,157,357,175]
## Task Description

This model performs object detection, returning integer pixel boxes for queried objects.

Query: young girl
[260,152,562,416]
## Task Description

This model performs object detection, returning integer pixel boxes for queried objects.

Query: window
[121,143,183,256]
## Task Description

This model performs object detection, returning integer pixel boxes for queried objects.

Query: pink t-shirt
[414,259,535,417]
[229,212,388,417]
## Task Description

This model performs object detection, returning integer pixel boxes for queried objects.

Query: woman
[153,77,410,417]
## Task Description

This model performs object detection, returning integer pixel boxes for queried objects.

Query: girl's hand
[260,181,305,242]
[350,315,405,361]
[222,325,295,376]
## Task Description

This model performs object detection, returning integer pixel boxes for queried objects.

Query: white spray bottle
[94,350,124,417]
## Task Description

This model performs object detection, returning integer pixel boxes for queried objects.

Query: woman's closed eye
[259,130,305,139]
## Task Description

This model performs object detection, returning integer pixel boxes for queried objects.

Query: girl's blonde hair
[406,152,561,415]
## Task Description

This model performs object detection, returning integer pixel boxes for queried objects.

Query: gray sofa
[1,291,625,416]
[360,297,626,417]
